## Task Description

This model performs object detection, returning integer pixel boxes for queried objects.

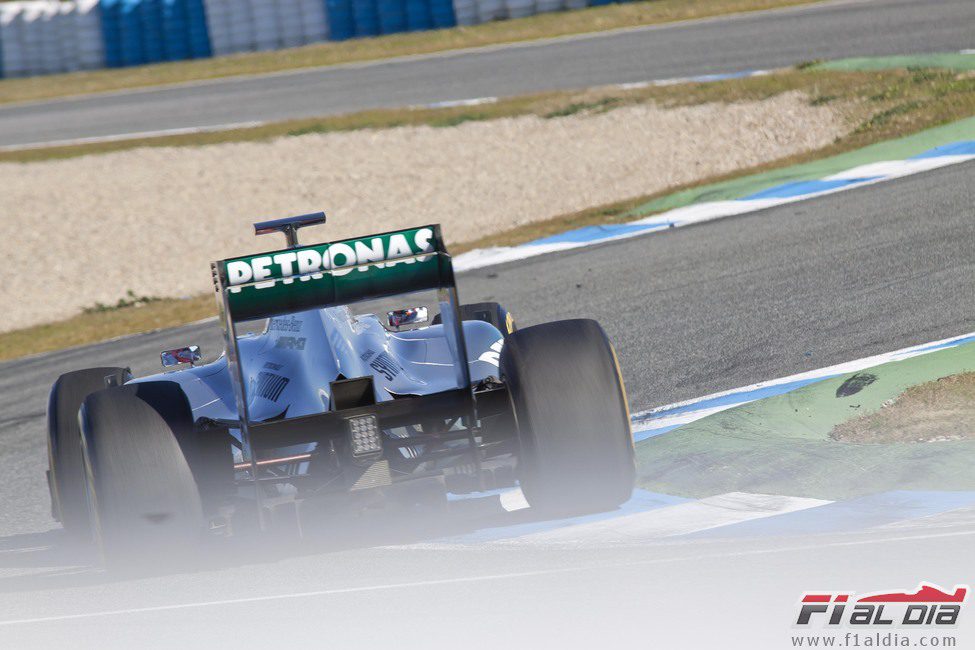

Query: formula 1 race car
[47,213,634,564]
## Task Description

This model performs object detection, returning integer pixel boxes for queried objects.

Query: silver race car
[47,213,634,564]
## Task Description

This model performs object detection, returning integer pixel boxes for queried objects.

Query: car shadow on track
[0,494,575,594]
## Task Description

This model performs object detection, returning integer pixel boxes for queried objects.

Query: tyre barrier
[119,0,144,66]
[377,0,407,35]
[429,0,455,28]
[325,0,355,39]
[140,0,166,64]
[186,0,211,57]
[161,0,191,61]
[352,0,380,37]
[0,0,634,78]
[404,0,432,31]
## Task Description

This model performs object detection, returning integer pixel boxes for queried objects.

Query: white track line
[418,96,498,109]
[0,122,267,152]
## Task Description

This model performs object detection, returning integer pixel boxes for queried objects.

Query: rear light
[347,414,382,457]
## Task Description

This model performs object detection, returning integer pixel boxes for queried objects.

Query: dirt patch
[0,92,846,332]
[830,373,975,444]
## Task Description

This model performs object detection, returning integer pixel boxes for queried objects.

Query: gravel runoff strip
[0,92,846,332]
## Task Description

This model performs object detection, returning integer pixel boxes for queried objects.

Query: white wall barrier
[535,0,563,12]
[75,0,105,70]
[204,0,258,54]
[58,3,82,73]
[19,3,44,75]
[204,0,329,57]
[39,3,64,74]
[452,0,476,26]
[475,0,504,23]
[298,0,327,42]
[0,1,106,77]
[203,0,233,55]
[0,5,24,78]
[250,0,280,50]
[504,0,534,20]
[276,0,304,48]
[228,0,257,52]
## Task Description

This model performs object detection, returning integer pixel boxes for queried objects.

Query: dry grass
[3,66,975,361]
[0,0,821,106]
[830,373,975,444]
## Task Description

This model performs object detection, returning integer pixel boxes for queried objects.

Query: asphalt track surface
[0,159,972,648]
[2,0,974,147]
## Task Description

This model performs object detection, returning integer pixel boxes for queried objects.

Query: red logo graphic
[796,583,968,627]
[857,585,967,603]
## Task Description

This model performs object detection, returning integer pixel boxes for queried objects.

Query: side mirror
[161,345,202,368]
[387,307,428,330]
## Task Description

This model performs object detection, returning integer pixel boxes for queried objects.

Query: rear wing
[211,217,470,445]
[212,225,453,321]
[211,217,478,531]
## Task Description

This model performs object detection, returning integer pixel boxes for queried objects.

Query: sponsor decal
[221,227,443,321]
[226,227,435,291]
[478,339,504,367]
[796,583,967,627]
[267,316,304,332]
[369,352,401,381]
[275,336,307,351]
[256,372,290,402]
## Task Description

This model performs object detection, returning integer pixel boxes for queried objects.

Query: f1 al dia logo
[796,583,968,626]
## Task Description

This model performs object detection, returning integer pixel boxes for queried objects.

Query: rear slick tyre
[47,367,131,539]
[500,319,635,515]
[80,381,204,569]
